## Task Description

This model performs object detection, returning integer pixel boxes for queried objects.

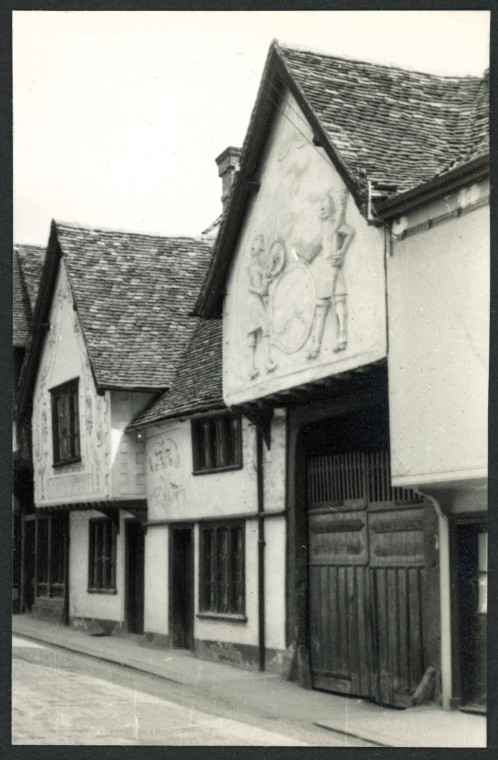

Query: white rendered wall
[69,510,125,622]
[144,414,288,653]
[144,526,169,635]
[109,391,152,499]
[388,184,489,488]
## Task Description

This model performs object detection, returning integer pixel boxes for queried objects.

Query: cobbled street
[12,636,374,746]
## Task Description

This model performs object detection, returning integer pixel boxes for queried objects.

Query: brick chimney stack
[215,147,241,213]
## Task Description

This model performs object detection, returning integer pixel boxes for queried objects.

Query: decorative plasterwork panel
[147,430,186,516]
[224,90,386,405]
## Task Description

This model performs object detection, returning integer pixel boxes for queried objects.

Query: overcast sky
[13,10,489,246]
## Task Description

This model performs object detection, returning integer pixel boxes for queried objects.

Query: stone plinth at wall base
[32,598,65,624]
[194,638,288,676]
[141,632,171,649]
[70,616,123,636]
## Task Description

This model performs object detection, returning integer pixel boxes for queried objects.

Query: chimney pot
[216,146,242,213]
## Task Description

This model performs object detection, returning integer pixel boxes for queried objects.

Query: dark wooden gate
[307,449,426,707]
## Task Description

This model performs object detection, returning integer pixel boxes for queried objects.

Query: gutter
[376,154,488,220]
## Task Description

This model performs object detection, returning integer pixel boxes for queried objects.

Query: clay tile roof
[13,244,45,348]
[55,222,213,390]
[278,43,488,192]
[131,318,224,426]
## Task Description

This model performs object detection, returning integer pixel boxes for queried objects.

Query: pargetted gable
[20,220,213,413]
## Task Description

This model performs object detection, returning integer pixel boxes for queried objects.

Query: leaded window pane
[199,522,245,615]
[192,415,242,473]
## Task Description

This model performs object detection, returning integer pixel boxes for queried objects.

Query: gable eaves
[18,220,61,417]
[59,245,103,397]
[18,220,102,416]
[273,42,365,210]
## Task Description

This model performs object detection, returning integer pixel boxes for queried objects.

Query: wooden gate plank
[347,566,360,694]
[387,567,400,702]
[356,567,371,696]
[320,564,330,675]
[337,566,349,676]
[408,567,423,690]
[397,568,410,698]
[375,567,391,704]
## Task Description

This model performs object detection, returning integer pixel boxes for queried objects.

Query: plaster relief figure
[148,436,185,512]
[306,189,355,358]
[246,235,284,379]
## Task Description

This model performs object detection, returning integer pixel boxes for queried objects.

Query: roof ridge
[276,39,484,82]
[54,219,211,243]
[14,243,46,253]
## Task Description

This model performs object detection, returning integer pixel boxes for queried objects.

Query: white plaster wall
[223,89,386,405]
[144,526,169,635]
[143,414,288,651]
[145,417,258,521]
[264,516,286,650]
[110,391,153,499]
[263,409,286,512]
[69,510,125,622]
[388,188,489,488]
[32,262,111,506]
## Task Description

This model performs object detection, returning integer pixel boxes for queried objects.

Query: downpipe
[256,428,265,672]
[423,493,453,710]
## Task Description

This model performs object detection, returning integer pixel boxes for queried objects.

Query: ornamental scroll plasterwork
[245,187,355,380]
[147,436,186,514]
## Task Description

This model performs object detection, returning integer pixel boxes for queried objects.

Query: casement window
[88,519,117,593]
[36,514,66,598]
[191,414,242,474]
[199,522,245,616]
[50,379,80,466]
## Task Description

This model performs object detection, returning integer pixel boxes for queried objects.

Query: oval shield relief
[270,262,316,353]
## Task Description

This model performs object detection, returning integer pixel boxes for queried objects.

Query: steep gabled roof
[130,318,224,427]
[195,40,489,318]
[13,244,45,348]
[278,44,486,193]
[19,221,213,412]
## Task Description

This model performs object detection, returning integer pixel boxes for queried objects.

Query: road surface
[12,635,374,746]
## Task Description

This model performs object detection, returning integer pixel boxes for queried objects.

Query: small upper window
[50,379,80,466]
[191,414,242,474]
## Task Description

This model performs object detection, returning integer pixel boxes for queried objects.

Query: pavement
[12,614,486,748]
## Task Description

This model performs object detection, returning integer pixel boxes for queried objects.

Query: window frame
[87,518,117,594]
[198,521,245,619]
[35,514,66,599]
[50,378,81,467]
[191,413,242,475]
